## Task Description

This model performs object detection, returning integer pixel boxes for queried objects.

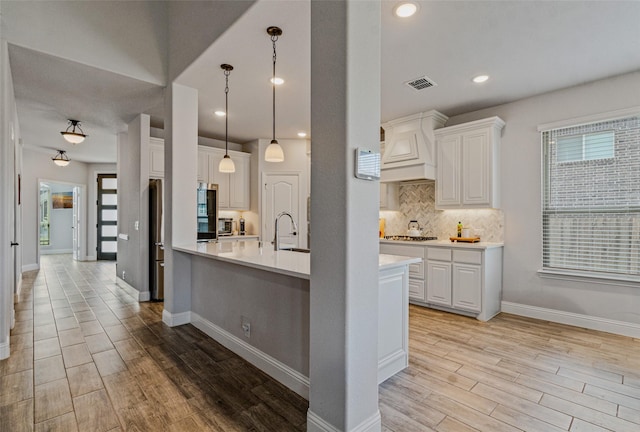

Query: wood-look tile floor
[1,255,639,431]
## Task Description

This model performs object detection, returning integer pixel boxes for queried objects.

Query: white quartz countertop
[380,238,503,249]
[173,240,421,280]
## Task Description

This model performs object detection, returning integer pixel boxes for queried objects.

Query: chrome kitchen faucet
[273,211,298,251]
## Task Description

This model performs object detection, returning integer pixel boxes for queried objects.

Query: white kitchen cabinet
[434,117,505,209]
[425,245,502,321]
[380,183,399,210]
[149,138,165,178]
[379,242,426,303]
[205,148,251,210]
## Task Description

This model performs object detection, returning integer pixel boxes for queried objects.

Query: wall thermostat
[355,148,381,181]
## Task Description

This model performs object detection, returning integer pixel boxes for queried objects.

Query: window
[556,131,615,162]
[542,115,640,279]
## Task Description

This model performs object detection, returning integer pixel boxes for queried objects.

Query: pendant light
[265,26,285,163]
[218,64,236,173]
[52,150,70,166]
[60,119,87,144]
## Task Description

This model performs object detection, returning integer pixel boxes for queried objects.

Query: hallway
[0,254,308,431]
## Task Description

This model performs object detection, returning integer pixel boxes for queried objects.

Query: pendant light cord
[224,68,230,155]
[271,33,278,142]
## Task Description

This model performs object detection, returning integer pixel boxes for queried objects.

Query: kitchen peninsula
[172,240,420,398]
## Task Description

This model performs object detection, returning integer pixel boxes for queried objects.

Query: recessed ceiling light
[214,111,226,117]
[473,75,490,84]
[394,2,418,18]
[297,132,307,138]
[270,77,284,85]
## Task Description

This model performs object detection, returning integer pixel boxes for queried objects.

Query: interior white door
[72,186,80,260]
[263,173,300,248]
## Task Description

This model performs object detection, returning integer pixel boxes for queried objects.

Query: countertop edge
[380,239,504,249]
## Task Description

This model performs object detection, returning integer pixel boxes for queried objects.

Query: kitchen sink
[280,247,310,253]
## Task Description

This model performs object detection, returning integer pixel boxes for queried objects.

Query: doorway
[38,181,83,259]
[97,174,117,260]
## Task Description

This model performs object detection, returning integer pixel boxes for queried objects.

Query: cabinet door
[436,135,461,207]
[452,263,482,312]
[229,156,250,210]
[408,279,426,302]
[208,152,230,208]
[426,260,452,306]
[149,143,164,178]
[462,130,491,206]
[197,149,208,183]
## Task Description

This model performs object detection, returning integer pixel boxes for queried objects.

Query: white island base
[172,240,419,397]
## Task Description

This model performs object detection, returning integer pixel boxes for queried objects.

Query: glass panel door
[39,184,50,246]
[97,174,117,260]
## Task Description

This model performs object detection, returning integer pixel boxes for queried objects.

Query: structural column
[163,82,198,326]
[308,1,382,431]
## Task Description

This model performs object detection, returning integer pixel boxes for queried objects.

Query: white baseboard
[85,255,97,261]
[191,312,310,399]
[0,341,9,360]
[501,301,640,339]
[115,277,150,302]
[162,309,191,327]
[22,263,39,272]
[307,410,381,432]
[40,249,73,255]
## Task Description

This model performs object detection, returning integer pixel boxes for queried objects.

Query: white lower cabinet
[379,243,426,303]
[426,246,502,321]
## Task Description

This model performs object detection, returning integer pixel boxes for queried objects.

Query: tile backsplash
[380,181,504,242]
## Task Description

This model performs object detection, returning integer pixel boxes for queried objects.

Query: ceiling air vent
[405,75,437,91]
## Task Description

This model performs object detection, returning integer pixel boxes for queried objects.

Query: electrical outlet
[241,315,251,338]
[122,270,126,280]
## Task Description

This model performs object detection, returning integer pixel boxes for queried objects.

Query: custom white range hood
[381,110,448,182]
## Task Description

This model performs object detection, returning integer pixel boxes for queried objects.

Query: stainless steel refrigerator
[149,179,164,300]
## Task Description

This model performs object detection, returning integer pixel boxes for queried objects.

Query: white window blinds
[542,115,640,278]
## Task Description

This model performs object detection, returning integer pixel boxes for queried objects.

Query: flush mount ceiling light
[219,64,236,174]
[394,2,418,18]
[270,77,284,85]
[60,119,87,144]
[473,74,490,83]
[265,26,285,163]
[52,150,70,166]
[214,110,226,117]
[297,132,307,138]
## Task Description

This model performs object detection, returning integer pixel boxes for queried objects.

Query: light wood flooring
[1,254,639,431]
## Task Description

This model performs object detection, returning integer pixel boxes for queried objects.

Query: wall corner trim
[22,263,40,272]
[162,310,191,327]
[115,276,147,302]
[0,341,9,360]
[190,312,310,399]
[306,410,381,432]
[501,301,640,338]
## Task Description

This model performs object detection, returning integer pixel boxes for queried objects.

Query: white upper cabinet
[150,140,251,210]
[434,117,505,209]
[203,147,250,210]
[149,138,165,178]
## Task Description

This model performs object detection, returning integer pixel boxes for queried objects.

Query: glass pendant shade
[219,154,235,173]
[52,150,70,166]
[60,120,87,144]
[265,139,285,162]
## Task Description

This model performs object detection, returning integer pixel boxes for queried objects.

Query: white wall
[40,183,74,254]
[2,1,168,85]
[446,70,640,327]
[21,149,89,269]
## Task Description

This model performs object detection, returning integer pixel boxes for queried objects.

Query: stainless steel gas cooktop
[384,235,438,241]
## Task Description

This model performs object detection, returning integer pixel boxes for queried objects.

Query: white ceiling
[6,0,640,164]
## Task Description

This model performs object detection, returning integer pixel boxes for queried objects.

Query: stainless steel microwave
[218,218,233,236]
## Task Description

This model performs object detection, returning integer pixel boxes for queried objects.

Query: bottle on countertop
[379,218,386,238]
[457,221,463,238]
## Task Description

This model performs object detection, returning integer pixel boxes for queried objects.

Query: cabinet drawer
[380,243,425,259]
[427,247,451,261]
[409,260,424,279]
[408,279,425,302]
[453,250,482,265]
